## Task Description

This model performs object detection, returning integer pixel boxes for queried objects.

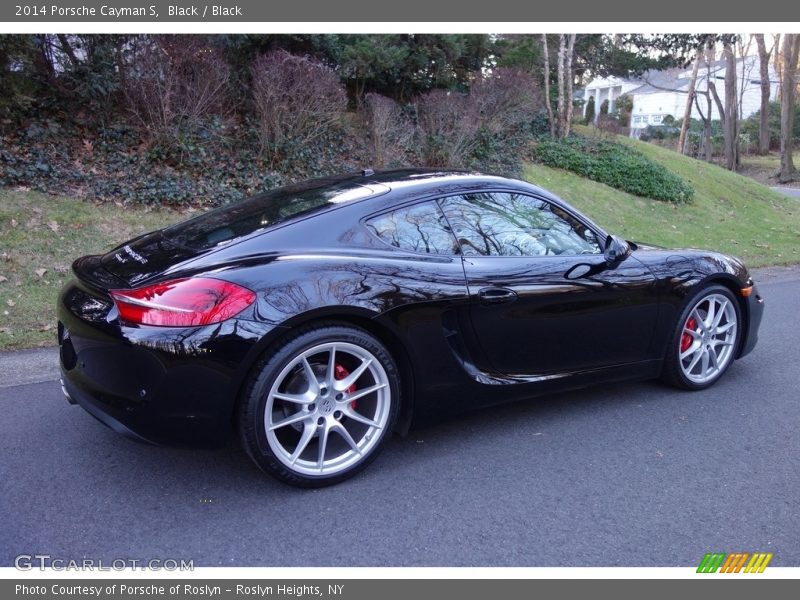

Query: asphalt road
[2,274,798,567]
[772,187,800,198]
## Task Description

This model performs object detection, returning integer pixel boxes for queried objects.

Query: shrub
[250,51,348,164]
[611,94,633,127]
[470,68,542,134]
[361,93,414,168]
[532,136,694,203]
[414,89,478,167]
[415,69,543,173]
[122,36,231,161]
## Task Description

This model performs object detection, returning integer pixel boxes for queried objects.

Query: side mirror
[604,235,630,265]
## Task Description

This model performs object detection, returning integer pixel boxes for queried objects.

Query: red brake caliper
[681,317,697,353]
[334,364,357,409]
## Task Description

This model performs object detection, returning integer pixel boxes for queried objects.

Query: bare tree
[556,35,567,138]
[754,34,772,154]
[123,36,230,156]
[415,90,479,167]
[541,34,556,138]
[707,41,739,170]
[737,36,754,123]
[564,34,576,137]
[550,34,576,139]
[722,41,740,171]
[677,50,702,154]
[250,51,348,164]
[779,34,800,182]
[774,33,783,96]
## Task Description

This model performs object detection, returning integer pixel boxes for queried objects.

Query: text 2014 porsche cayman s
[58,169,764,486]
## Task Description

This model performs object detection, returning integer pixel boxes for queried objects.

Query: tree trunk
[564,34,576,138]
[677,50,702,154]
[755,34,772,154]
[556,35,566,139]
[57,34,80,67]
[779,34,800,182]
[541,34,556,138]
[722,41,739,171]
[694,92,714,162]
[774,33,782,99]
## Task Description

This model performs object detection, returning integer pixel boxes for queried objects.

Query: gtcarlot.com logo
[697,552,773,573]
[14,554,194,571]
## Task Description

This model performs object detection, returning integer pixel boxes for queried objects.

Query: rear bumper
[739,283,765,358]
[58,279,279,446]
[61,375,154,444]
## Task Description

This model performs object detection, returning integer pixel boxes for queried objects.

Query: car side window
[438,192,602,257]
[365,201,459,255]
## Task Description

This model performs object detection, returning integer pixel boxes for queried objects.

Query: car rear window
[162,177,388,251]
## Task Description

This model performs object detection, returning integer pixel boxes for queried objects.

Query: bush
[122,36,231,162]
[532,136,694,203]
[611,94,633,127]
[414,89,478,167]
[251,51,348,165]
[640,124,680,141]
[470,68,542,134]
[415,69,543,173]
[360,93,414,168]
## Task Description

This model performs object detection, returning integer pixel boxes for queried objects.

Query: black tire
[238,323,400,487]
[661,284,742,390]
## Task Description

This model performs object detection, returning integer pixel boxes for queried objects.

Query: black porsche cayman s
[58,169,764,486]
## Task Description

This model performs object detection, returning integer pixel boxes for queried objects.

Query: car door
[438,191,659,376]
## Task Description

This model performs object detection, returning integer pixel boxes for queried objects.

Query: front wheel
[662,284,741,390]
[239,324,400,487]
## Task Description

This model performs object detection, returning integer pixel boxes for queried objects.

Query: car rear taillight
[110,278,256,327]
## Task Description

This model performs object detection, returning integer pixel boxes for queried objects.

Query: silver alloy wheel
[264,341,391,477]
[678,292,738,385]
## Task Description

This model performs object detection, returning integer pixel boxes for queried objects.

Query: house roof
[629,67,691,95]
[583,55,765,97]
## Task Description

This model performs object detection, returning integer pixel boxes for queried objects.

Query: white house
[582,55,779,137]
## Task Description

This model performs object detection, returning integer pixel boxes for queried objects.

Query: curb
[0,346,59,389]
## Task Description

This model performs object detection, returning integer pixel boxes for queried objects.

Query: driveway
[2,271,798,566]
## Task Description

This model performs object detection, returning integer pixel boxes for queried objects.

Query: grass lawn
[526,128,800,268]
[0,190,183,350]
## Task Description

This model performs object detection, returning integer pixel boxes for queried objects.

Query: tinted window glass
[163,178,387,251]
[439,192,601,257]
[366,201,458,255]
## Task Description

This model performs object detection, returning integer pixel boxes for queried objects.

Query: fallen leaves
[47,220,59,233]
[35,268,47,278]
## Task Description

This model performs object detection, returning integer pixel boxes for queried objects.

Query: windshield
[162,177,387,251]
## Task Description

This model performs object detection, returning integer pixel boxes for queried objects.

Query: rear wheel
[662,285,741,390]
[239,324,399,487]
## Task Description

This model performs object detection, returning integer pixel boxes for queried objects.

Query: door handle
[478,287,518,305]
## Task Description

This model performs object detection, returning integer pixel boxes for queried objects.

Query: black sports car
[58,169,764,486]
